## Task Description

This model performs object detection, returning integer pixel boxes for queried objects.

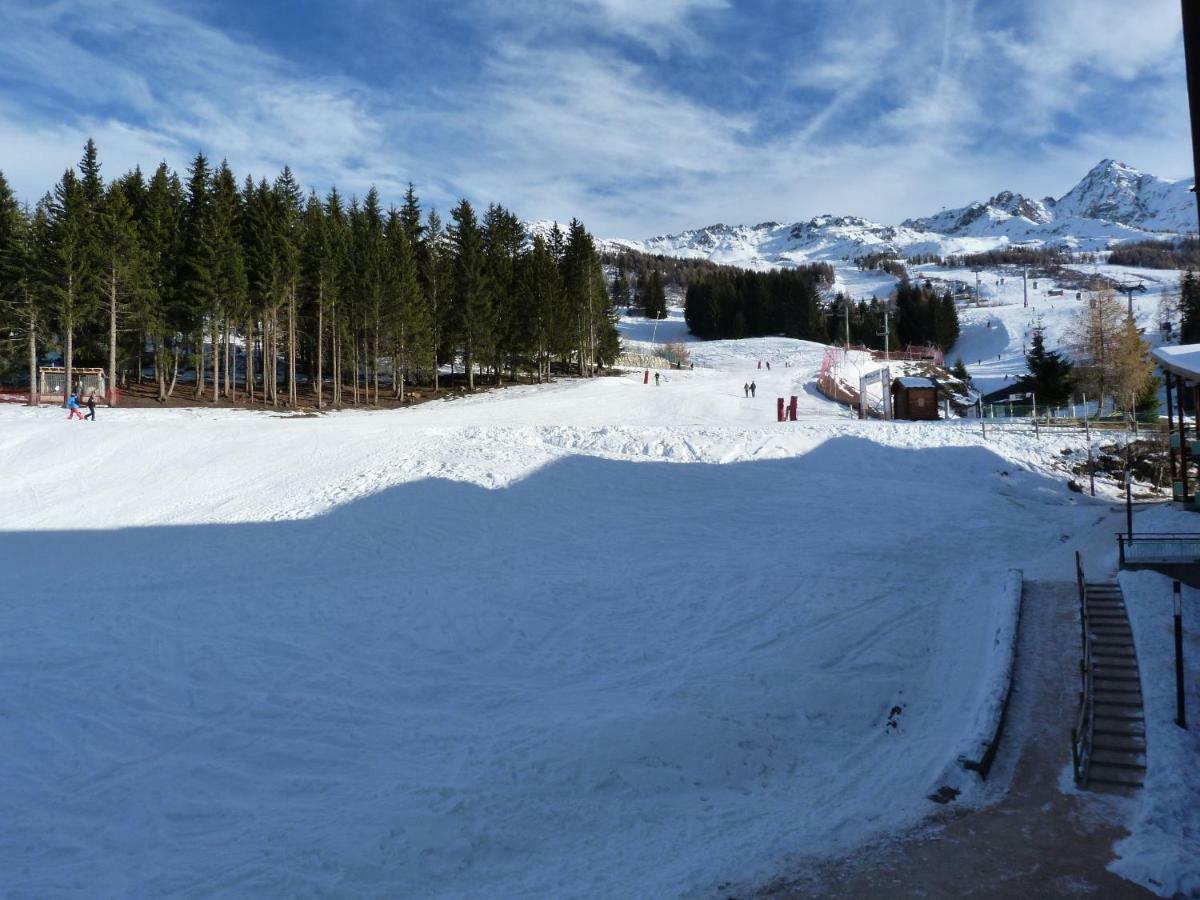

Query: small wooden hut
[891,376,939,421]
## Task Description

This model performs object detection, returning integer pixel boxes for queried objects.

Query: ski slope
[933,263,1174,399]
[0,330,1136,898]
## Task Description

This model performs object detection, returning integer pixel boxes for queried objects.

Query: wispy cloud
[0,0,1188,236]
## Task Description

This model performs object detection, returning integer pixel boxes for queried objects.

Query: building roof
[893,376,937,389]
[1152,344,1200,381]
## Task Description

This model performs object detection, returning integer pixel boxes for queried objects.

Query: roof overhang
[1152,344,1200,382]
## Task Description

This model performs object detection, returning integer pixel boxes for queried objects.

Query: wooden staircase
[1080,580,1146,791]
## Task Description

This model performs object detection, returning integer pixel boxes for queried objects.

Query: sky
[0,0,1191,238]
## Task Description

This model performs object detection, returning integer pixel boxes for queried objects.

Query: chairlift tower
[878,307,891,362]
[824,294,852,348]
[1116,281,1147,318]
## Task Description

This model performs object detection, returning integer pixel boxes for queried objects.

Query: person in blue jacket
[67,391,85,420]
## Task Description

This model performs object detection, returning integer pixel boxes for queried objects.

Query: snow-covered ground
[931,263,1175,400]
[0,322,1172,897]
[1112,503,1200,898]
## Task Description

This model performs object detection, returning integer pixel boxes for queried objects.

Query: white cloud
[0,0,1190,238]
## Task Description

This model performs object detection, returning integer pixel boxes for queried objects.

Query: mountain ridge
[527,160,1197,273]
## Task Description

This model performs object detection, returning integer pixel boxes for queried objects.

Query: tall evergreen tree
[99,180,147,404]
[1179,269,1200,343]
[0,172,37,403]
[1020,327,1073,409]
[178,152,214,398]
[422,208,449,393]
[209,162,247,401]
[449,199,491,390]
[40,168,100,399]
[640,269,667,320]
[274,166,303,404]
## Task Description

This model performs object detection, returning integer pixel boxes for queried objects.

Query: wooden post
[1175,581,1188,729]
[1167,370,1178,491]
[1179,374,1190,502]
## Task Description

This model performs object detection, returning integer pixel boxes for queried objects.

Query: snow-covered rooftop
[1151,344,1200,379]
[894,376,937,388]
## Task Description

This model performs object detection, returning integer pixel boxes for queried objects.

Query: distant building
[891,376,939,420]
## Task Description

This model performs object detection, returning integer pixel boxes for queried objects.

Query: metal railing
[1117,532,1200,567]
[1070,551,1095,787]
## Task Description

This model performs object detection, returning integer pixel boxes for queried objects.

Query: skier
[654,372,661,386]
[744,383,750,398]
[85,392,96,421]
[750,381,757,398]
[766,361,771,371]
[66,391,85,420]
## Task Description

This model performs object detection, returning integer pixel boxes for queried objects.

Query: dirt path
[757,581,1151,899]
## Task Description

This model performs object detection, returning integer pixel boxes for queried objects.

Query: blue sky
[0,0,1190,237]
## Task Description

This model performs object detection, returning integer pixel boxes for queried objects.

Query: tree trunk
[211,313,220,405]
[27,303,37,407]
[247,319,256,404]
[316,282,324,410]
[64,321,74,408]
[289,282,298,406]
[108,266,118,406]
[223,316,231,399]
[270,311,279,407]
[332,310,340,408]
[166,346,180,398]
[372,335,380,405]
[156,343,166,402]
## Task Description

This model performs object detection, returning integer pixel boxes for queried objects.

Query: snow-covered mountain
[1052,159,1196,232]
[573,160,1196,272]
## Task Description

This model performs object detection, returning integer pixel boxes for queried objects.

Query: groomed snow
[0,332,1138,897]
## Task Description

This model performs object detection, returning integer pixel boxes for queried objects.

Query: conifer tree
[99,180,146,404]
[1020,327,1072,408]
[300,191,330,408]
[640,269,667,320]
[383,207,425,399]
[210,162,247,401]
[400,183,423,247]
[449,199,490,390]
[0,172,37,403]
[421,208,449,393]
[324,187,349,406]
[482,204,524,382]
[951,357,971,386]
[1068,289,1125,409]
[243,178,281,403]
[139,163,181,400]
[274,167,303,404]
[41,168,100,399]
[1179,270,1200,343]
[1112,315,1155,414]
[178,152,214,398]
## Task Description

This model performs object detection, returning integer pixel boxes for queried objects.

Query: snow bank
[1112,570,1200,896]
[955,569,1024,779]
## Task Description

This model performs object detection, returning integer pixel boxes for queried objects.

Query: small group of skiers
[66,391,97,421]
[743,381,757,398]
